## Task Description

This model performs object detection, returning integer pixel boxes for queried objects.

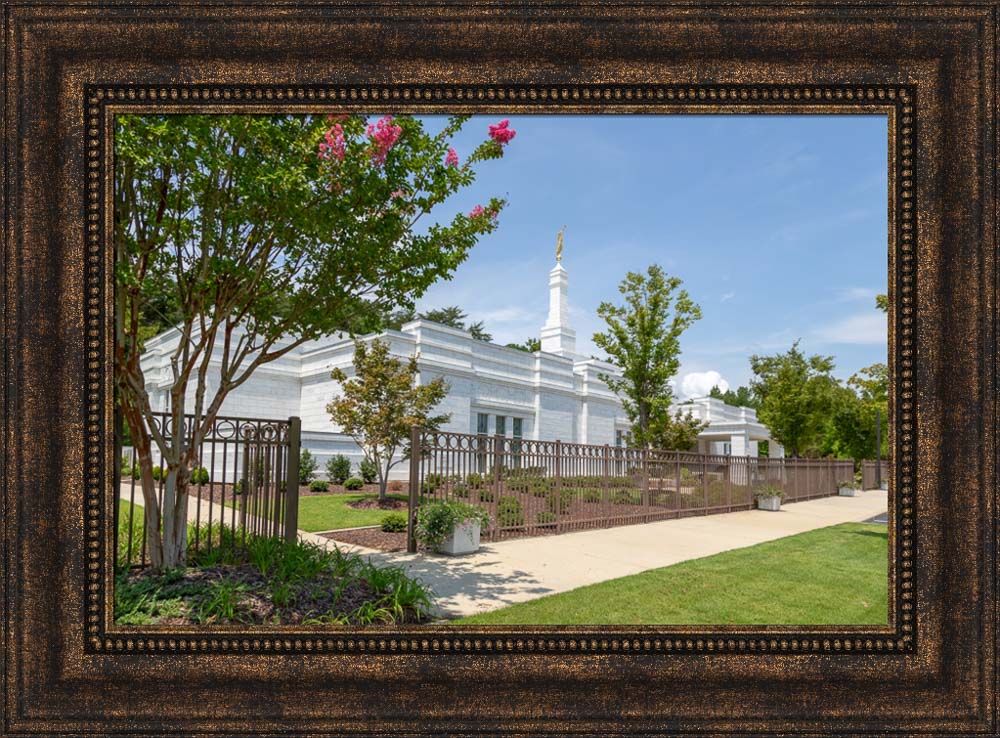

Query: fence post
[282,416,301,543]
[603,444,610,506]
[407,425,421,554]
[641,447,649,506]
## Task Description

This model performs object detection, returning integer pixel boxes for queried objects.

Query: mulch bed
[323,527,410,552]
[345,496,407,511]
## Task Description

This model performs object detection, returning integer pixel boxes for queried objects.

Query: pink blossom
[390,189,406,199]
[318,123,346,162]
[366,115,403,165]
[445,147,460,167]
[488,119,516,145]
[468,205,499,221]
[326,113,350,122]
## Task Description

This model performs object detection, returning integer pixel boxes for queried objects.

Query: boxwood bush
[309,479,330,492]
[326,454,352,485]
[343,477,364,491]
[496,496,524,527]
[380,512,408,533]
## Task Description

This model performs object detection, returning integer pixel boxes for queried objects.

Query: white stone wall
[139,320,776,478]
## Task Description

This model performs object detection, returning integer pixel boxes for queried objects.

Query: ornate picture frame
[3,2,996,734]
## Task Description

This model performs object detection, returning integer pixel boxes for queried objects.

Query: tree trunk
[160,467,189,568]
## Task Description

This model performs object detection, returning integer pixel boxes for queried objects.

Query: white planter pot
[756,495,782,512]
[436,519,482,555]
[838,486,859,497]
[880,481,889,491]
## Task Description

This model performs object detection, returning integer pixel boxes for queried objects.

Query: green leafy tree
[875,294,888,313]
[825,363,889,460]
[467,321,493,342]
[328,339,451,499]
[708,384,759,409]
[506,337,541,353]
[648,409,709,451]
[115,113,513,567]
[420,305,468,329]
[593,265,702,447]
[749,341,841,457]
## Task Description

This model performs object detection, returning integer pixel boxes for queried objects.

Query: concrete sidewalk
[318,490,889,619]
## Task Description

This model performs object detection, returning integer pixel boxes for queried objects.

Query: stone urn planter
[838,483,860,497]
[753,485,784,511]
[436,519,482,556]
[756,494,782,511]
[414,500,490,556]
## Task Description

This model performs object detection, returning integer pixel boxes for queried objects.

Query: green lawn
[455,523,888,625]
[295,493,407,533]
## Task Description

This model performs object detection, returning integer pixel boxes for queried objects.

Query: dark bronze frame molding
[3,3,997,735]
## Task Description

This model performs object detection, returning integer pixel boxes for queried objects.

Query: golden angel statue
[556,225,567,262]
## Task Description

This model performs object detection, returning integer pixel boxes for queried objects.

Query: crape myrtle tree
[115,113,515,567]
[327,339,450,500]
[593,265,703,448]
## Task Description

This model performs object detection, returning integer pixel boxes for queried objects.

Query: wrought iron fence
[407,428,856,550]
[861,459,891,490]
[116,413,301,568]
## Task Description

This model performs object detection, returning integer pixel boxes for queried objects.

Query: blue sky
[416,114,888,397]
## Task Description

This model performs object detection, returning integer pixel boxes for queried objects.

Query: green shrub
[478,487,495,503]
[529,478,552,497]
[233,478,244,495]
[452,482,469,498]
[344,477,364,491]
[753,484,785,501]
[151,465,163,481]
[309,479,329,492]
[496,495,524,527]
[380,512,408,533]
[507,476,530,493]
[414,500,490,547]
[546,488,574,515]
[190,466,210,485]
[326,454,352,485]
[359,458,378,484]
[582,488,603,503]
[299,450,318,484]
[120,455,133,477]
[535,511,558,527]
[611,489,640,505]
[465,472,484,489]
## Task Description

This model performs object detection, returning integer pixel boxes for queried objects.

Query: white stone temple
[140,238,780,478]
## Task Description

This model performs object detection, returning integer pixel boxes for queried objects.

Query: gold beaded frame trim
[86,83,914,656]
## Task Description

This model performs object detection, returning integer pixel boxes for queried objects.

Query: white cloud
[680,371,728,399]
[813,312,887,345]
[720,291,736,303]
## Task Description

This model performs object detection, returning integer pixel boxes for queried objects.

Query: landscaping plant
[358,457,378,485]
[343,477,364,491]
[299,450,318,485]
[496,495,524,528]
[309,479,330,493]
[326,454,352,485]
[380,513,408,533]
[414,500,490,548]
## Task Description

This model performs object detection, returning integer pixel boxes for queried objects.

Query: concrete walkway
[317,490,889,619]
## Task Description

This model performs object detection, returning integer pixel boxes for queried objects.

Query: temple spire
[540,227,577,357]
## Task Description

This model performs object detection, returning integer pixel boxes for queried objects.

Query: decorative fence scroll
[116,413,301,568]
[407,428,856,550]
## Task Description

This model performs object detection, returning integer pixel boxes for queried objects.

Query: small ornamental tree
[327,339,451,499]
[648,409,709,452]
[593,265,702,448]
[115,113,516,567]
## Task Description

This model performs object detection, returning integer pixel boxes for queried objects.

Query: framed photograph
[2,2,997,735]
